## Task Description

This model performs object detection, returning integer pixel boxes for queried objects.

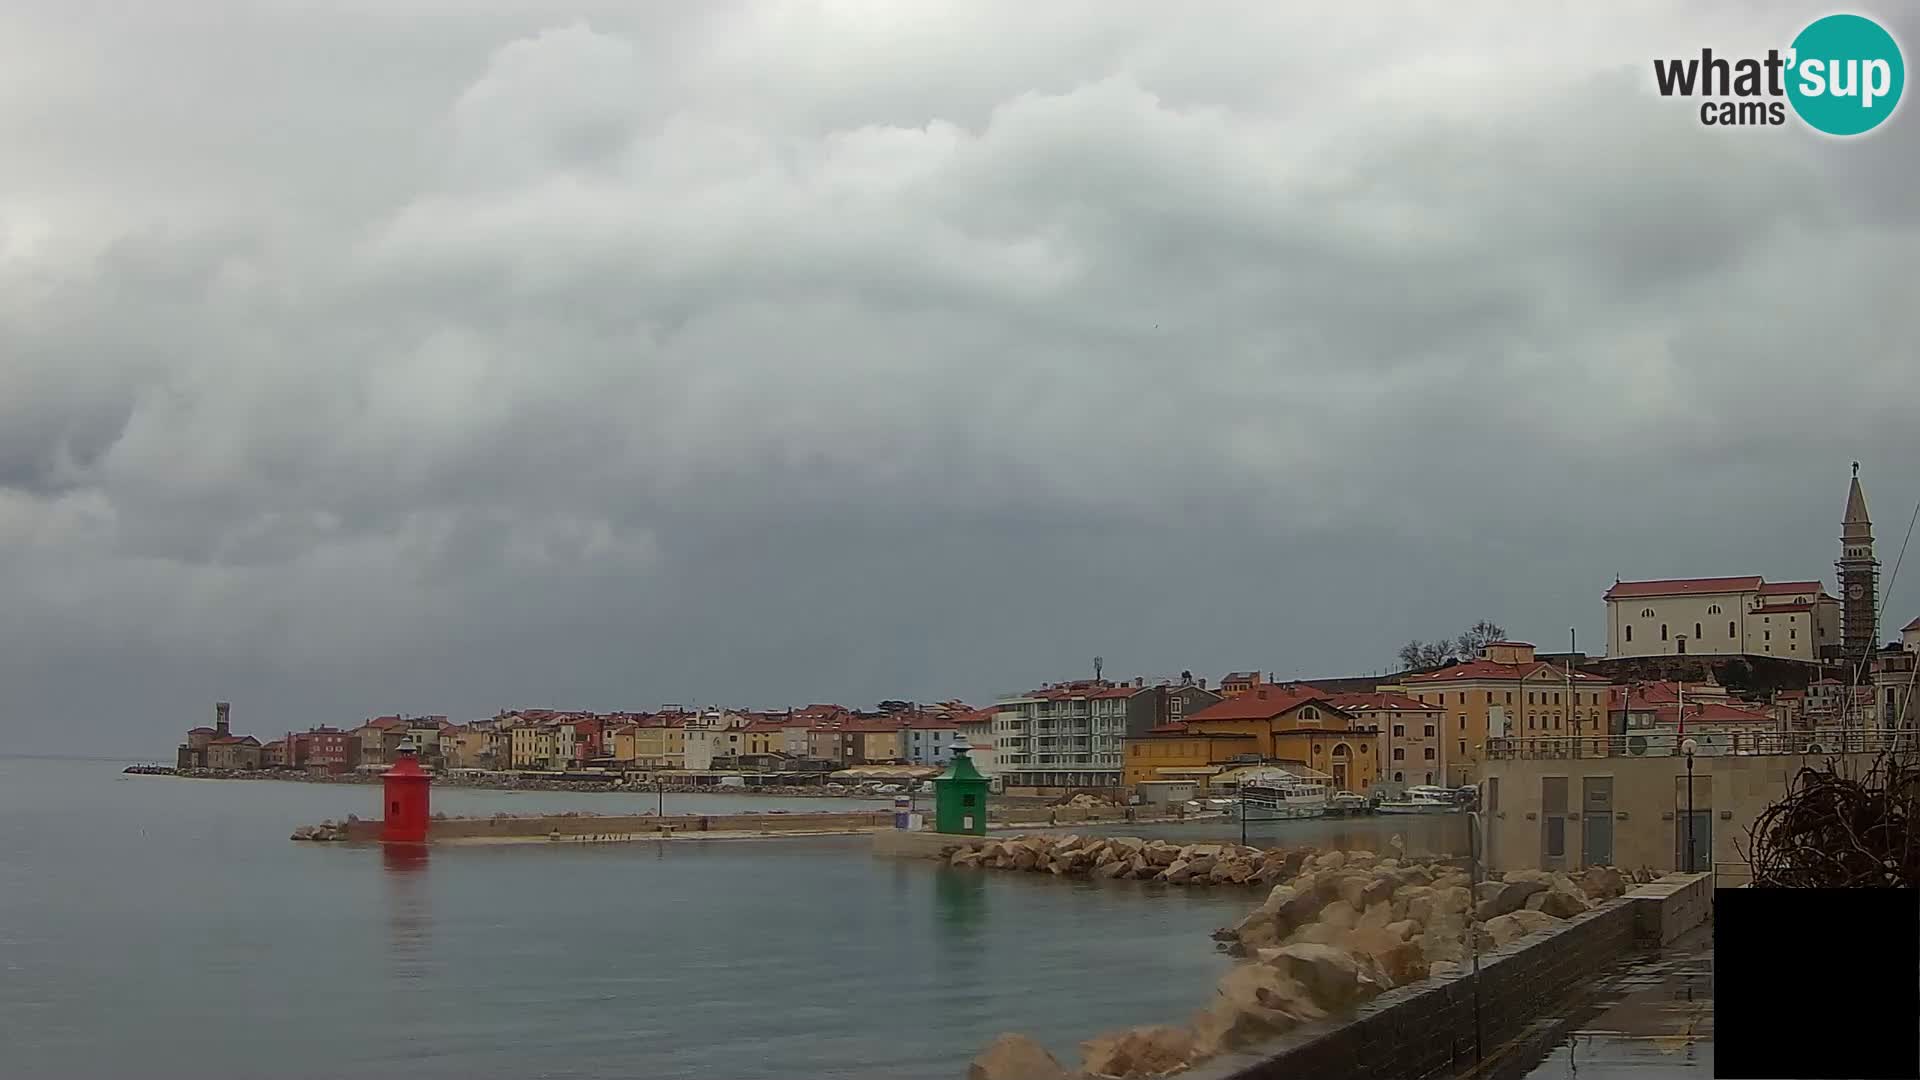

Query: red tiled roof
[900,715,961,730]
[1605,576,1763,599]
[740,720,787,733]
[1326,692,1443,713]
[1757,581,1823,596]
[1222,671,1261,683]
[1405,659,1608,684]
[1185,685,1340,722]
[1138,725,1255,738]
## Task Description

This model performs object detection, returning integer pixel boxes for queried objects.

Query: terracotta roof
[1606,576,1764,599]
[1404,659,1608,684]
[209,735,260,746]
[1485,640,1534,648]
[1184,685,1344,722]
[1757,581,1823,596]
[739,720,787,733]
[1222,671,1261,683]
[1137,726,1256,738]
[1327,692,1443,713]
[900,715,961,730]
[1905,616,1920,633]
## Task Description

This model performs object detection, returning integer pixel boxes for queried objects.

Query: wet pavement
[1485,927,1713,1080]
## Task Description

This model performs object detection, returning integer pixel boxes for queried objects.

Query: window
[1626,625,1633,642]
[1729,621,1736,638]
[1424,748,1436,759]
[1707,604,1722,615]
[1505,692,1513,704]
[1694,622,1702,639]
[1392,724,1405,737]
[1458,716,1466,730]
[1300,706,1318,720]
[1553,693,1561,705]
[1661,623,1670,640]
[1394,771,1404,782]
[1458,740,1467,756]
[1457,692,1465,705]
[1393,748,1405,760]
[1529,692,1536,705]
[1170,699,1183,717]
[1791,629,1797,640]
[1765,630,1771,641]
[1641,607,1655,617]
[1359,744,1369,754]
[1424,724,1437,737]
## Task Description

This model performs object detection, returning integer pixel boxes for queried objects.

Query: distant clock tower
[1838,462,1879,664]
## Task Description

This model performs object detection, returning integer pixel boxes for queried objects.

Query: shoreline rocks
[967,853,1638,1078]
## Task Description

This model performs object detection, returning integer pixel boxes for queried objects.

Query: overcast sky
[3,2,1917,755]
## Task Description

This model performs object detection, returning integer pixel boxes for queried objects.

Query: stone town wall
[1181,874,1710,1080]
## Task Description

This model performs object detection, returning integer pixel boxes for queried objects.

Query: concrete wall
[345,810,896,842]
[1480,750,1878,881]
[1189,873,1712,1080]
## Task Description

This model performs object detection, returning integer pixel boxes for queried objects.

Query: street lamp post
[1681,737,1698,873]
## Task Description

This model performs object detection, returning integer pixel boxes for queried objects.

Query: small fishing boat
[1328,791,1370,816]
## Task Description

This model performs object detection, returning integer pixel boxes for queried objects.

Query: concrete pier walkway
[1484,927,1712,1080]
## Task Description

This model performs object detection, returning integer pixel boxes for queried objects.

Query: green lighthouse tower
[933,740,990,836]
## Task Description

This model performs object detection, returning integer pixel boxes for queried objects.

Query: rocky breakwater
[290,818,355,842]
[944,835,1311,887]
[964,852,1648,1080]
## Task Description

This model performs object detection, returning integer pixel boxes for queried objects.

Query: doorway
[1582,776,1614,867]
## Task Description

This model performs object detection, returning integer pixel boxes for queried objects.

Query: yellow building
[630,722,687,770]
[1123,730,1259,789]
[509,724,563,770]
[742,721,785,756]
[1178,685,1382,793]
[1389,641,1612,784]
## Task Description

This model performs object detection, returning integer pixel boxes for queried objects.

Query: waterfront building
[901,713,964,766]
[1388,641,1611,784]
[296,727,359,772]
[992,677,1221,792]
[260,737,290,768]
[205,734,262,771]
[954,710,997,778]
[355,715,411,767]
[630,716,688,770]
[1122,727,1258,791]
[1325,691,1447,787]
[741,719,786,756]
[1480,725,1898,883]
[1869,647,1919,730]
[1176,684,1379,792]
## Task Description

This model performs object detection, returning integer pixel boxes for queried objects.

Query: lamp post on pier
[1681,737,1698,872]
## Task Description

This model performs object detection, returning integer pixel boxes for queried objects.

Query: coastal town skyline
[5,3,1920,757]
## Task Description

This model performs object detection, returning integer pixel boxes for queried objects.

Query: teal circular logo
[1787,14,1905,135]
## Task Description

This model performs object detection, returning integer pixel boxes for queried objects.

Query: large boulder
[1536,885,1591,919]
[1049,836,1084,856]
[1079,1025,1196,1079]
[1401,887,1437,926]
[1093,858,1131,880]
[1344,850,1378,870]
[1433,885,1473,917]
[951,849,984,868]
[967,1034,1070,1080]
[1313,851,1347,871]
[1144,843,1181,867]
[1184,855,1219,879]
[1009,847,1040,872]
[1162,859,1195,884]
[1580,866,1627,900]
[1475,880,1548,921]
[1214,962,1322,1031]
[1263,943,1382,1010]
[1428,960,1463,979]
[1484,908,1562,948]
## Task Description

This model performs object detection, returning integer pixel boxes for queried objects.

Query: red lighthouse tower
[380,736,432,844]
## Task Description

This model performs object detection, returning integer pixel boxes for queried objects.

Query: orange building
[1176,685,1381,792]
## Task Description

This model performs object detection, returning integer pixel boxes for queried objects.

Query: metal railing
[1484,727,1912,760]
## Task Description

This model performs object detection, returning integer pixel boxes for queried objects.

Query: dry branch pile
[1747,750,1920,888]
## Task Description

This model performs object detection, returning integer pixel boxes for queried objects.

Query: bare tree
[1397,620,1507,672]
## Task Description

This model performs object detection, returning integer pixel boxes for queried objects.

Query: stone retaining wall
[1182,873,1711,1080]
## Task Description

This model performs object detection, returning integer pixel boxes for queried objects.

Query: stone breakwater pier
[292,809,906,843]
[917,834,1704,1080]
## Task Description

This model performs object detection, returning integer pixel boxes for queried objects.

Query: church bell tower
[1838,462,1879,664]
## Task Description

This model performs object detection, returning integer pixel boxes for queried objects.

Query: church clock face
[1848,583,1866,600]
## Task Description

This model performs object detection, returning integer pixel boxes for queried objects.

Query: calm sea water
[0,758,1467,1080]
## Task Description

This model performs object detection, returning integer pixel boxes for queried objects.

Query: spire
[1843,466,1873,542]
[1845,470,1871,524]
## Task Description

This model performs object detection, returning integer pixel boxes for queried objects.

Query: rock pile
[964,850,1639,1079]
[290,819,352,842]
[944,835,1310,887]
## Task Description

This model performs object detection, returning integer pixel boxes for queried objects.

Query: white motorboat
[1376,786,1460,815]
[1238,770,1331,820]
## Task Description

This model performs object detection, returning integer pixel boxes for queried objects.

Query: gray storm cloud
[0,1,1916,753]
